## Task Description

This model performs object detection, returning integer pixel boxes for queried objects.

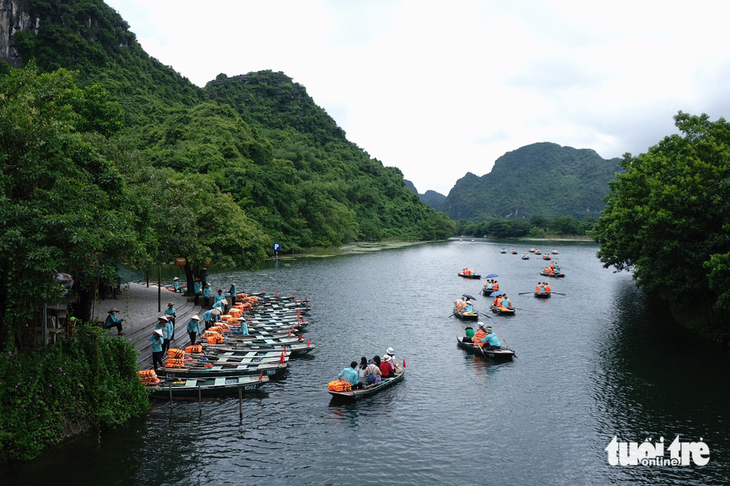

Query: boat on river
[158,359,288,379]
[540,271,565,278]
[146,374,269,398]
[490,304,515,315]
[328,370,406,401]
[458,271,481,279]
[534,291,551,298]
[456,337,515,361]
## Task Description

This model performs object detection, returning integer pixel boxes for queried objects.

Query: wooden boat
[194,349,291,363]
[542,254,551,260]
[511,249,517,254]
[458,272,481,279]
[490,304,516,315]
[540,271,565,278]
[453,309,479,321]
[146,374,269,398]
[551,249,559,254]
[521,254,530,260]
[328,370,406,401]
[500,248,507,254]
[158,360,288,379]
[456,337,515,361]
[534,291,551,298]
[204,341,315,356]
[481,287,499,297]
[534,249,542,255]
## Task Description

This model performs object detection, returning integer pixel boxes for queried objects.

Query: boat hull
[328,370,406,400]
[456,337,515,361]
[147,375,269,398]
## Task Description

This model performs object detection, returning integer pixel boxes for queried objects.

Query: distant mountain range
[407,142,622,220]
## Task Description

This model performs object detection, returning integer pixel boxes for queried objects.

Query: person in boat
[186,314,201,346]
[357,356,369,385]
[104,308,124,335]
[492,280,499,290]
[472,322,488,346]
[237,316,249,335]
[385,347,402,373]
[378,354,395,378]
[492,295,500,306]
[464,300,474,313]
[554,264,561,274]
[463,324,475,342]
[499,295,512,310]
[485,280,494,291]
[543,266,553,274]
[550,261,555,270]
[149,329,164,370]
[365,358,382,385]
[338,361,362,389]
[544,282,551,293]
[454,297,466,312]
[536,282,543,293]
[479,326,502,350]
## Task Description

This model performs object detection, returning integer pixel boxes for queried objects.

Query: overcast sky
[105,0,730,195]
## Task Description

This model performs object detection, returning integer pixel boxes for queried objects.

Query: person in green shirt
[463,324,475,342]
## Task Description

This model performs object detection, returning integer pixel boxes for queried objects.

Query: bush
[0,323,149,462]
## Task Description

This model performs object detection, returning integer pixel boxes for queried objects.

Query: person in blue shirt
[164,302,177,339]
[237,317,249,335]
[149,329,164,369]
[173,277,180,293]
[228,283,237,307]
[203,309,214,330]
[156,316,171,354]
[203,283,212,309]
[193,278,202,306]
[186,315,201,346]
[500,296,512,310]
[464,300,474,313]
[338,361,362,389]
[104,308,124,335]
[480,326,502,350]
[214,289,225,306]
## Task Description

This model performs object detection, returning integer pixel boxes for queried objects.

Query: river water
[3,239,730,485]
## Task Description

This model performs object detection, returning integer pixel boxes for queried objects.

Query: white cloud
[105,0,730,195]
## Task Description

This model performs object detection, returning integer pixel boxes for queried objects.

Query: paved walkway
[93,282,203,370]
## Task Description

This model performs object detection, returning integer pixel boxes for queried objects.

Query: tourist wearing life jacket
[464,301,474,313]
[536,282,541,293]
[545,282,551,293]
[486,281,494,291]
[493,281,499,290]
[500,296,512,310]
[493,295,500,306]
[550,262,555,270]
[472,322,488,347]
[480,326,502,349]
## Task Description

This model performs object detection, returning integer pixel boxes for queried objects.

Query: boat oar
[478,311,492,319]
[501,338,518,358]
[552,292,567,296]
[517,292,533,295]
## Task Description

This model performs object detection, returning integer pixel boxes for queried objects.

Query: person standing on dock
[203,283,211,309]
[164,302,177,339]
[228,283,237,308]
[193,278,202,306]
[187,315,201,346]
[149,329,164,370]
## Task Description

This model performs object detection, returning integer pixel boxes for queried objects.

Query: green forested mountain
[444,142,622,221]
[4,0,453,253]
[0,0,454,341]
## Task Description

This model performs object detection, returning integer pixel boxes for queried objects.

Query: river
[2,239,729,485]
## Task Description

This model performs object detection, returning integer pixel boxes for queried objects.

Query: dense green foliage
[204,71,455,248]
[444,142,621,221]
[456,214,596,238]
[594,112,730,341]
[0,323,149,461]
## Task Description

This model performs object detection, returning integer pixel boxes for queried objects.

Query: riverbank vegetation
[455,214,596,238]
[593,112,730,342]
[0,323,148,462]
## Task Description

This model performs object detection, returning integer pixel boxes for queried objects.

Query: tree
[594,112,730,337]
[0,66,147,348]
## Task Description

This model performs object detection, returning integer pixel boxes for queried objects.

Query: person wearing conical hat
[103,308,124,335]
[187,315,201,346]
[202,283,212,309]
[479,326,502,350]
[173,276,180,293]
[148,329,164,370]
